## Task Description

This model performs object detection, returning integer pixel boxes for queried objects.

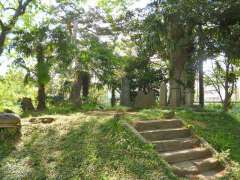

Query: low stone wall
[0,113,21,141]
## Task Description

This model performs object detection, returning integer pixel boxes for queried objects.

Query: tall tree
[127,0,212,107]
[0,0,33,56]
[12,25,75,110]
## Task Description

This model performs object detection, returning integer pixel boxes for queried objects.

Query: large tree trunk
[81,71,90,99]
[169,53,186,107]
[167,16,195,107]
[37,83,46,111]
[199,59,204,108]
[169,80,181,107]
[70,72,81,105]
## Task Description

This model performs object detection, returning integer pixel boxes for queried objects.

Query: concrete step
[153,137,200,152]
[130,119,227,179]
[160,147,212,163]
[172,161,199,177]
[134,119,183,131]
[194,157,223,172]
[190,169,227,180]
[171,157,223,177]
[140,128,191,141]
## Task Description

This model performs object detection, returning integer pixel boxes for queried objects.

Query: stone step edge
[171,157,223,176]
[133,119,182,124]
[153,137,201,152]
[152,137,197,143]
[139,127,189,133]
[133,119,184,131]
[160,147,212,164]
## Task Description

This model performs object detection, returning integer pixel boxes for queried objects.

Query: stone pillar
[159,83,168,106]
[185,88,194,107]
[120,77,131,107]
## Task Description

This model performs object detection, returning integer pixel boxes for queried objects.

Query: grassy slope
[126,108,240,179]
[178,110,240,163]
[125,108,240,164]
[0,111,176,180]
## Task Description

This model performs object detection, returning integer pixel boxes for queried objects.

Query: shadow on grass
[0,117,176,179]
[0,126,62,179]
[0,127,21,163]
[54,119,176,179]
[21,103,83,118]
[20,102,117,118]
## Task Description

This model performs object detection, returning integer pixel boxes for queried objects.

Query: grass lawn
[0,111,176,180]
[1,107,240,179]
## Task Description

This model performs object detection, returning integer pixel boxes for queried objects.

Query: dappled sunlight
[0,113,176,179]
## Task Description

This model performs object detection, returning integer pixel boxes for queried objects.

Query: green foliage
[126,57,167,97]
[12,25,75,86]
[36,60,51,85]
[97,0,131,14]
[0,70,36,113]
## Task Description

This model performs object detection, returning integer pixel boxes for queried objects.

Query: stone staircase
[133,119,227,179]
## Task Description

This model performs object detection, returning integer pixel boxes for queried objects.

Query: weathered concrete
[129,119,227,179]
[134,119,183,131]
[120,77,131,107]
[0,113,21,126]
[134,91,156,108]
[140,128,191,141]
[159,83,168,106]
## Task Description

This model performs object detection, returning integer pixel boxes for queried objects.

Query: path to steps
[132,119,227,179]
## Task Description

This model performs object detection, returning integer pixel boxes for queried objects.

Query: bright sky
[0,0,150,75]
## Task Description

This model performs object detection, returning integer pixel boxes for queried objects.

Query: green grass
[178,110,240,163]
[0,112,176,180]
[2,106,240,179]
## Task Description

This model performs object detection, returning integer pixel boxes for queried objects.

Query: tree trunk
[224,61,230,112]
[169,80,181,107]
[0,0,33,56]
[199,59,204,108]
[0,31,7,56]
[111,88,116,107]
[81,71,90,99]
[70,72,81,105]
[37,83,46,111]
[169,58,185,107]
[224,93,230,112]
